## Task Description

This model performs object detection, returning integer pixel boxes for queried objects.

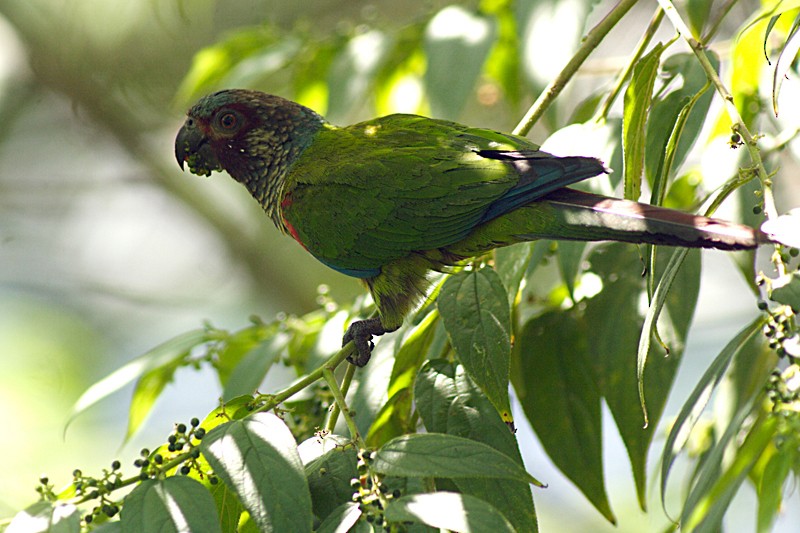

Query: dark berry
[154,454,163,465]
[191,418,200,427]
[177,423,187,434]
[180,466,191,475]
[111,460,121,470]
[194,428,206,439]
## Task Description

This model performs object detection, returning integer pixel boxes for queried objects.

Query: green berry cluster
[760,306,799,361]
[767,366,800,413]
[72,460,124,524]
[350,450,402,531]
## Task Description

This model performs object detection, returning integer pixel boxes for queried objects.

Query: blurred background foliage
[2,0,800,530]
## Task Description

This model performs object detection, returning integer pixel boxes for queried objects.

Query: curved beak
[175,120,221,176]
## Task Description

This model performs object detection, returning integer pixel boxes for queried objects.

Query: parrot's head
[175,89,324,193]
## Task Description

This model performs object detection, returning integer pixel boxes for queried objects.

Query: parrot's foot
[342,317,392,367]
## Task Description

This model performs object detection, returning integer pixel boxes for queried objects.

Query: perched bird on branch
[176,89,766,366]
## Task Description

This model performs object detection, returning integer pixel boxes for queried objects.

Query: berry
[180,466,191,475]
[111,460,121,470]
[191,418,200,427]
[177,423,187,434]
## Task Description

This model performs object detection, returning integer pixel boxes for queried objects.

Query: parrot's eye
[216,111,240,132]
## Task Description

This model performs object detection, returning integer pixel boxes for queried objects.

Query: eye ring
[217,111,239,131]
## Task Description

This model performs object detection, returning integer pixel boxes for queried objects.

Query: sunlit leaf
[385,492,515,532]
[6,501,80,533]
[200,412,313,532]
[121,477,221,533]
[315,502,362,533]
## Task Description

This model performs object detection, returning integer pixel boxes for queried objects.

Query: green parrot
[176,89,766,366]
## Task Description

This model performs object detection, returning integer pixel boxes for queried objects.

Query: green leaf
[635,248,691,427]
[126,361,182,441]
[314,502,362,533]
[424,5,496,119]
[121,477,221,533]
[300,434,358,521]
[175,26,282,105]
[645,52,717,192]
[6,502,80,533]
[771,271,800,309]
[373,433,540,485]
[622,42,664,201]
[438,267,512,424]
[556,240,586,300]
[683,415,778,532]
[757,441,796,533]
[222,333,288,401]
[769,11,800,116]
[69,329,211,432]
[585,245,699,510]
[512,309,614,523]
[200,412,313,533]
[384,492,515,532]
[494,242,535,307]
[327,30,390,122]
[415,360,538,533]
[215,322,279,387]
[660,317,764,514]
[366,310,440,447]
[208,477,245,533]
[687,0,714,37]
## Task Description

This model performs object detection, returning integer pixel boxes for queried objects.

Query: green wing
[281,114,601,277]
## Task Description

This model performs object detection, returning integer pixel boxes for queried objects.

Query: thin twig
[322,367,366,448]
[325,363,356,433]
[656,0,779,222]
[513,0,640,136]
[596,7,665,121]
[254,342,354,413]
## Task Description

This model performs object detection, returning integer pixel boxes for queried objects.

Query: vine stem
[656,0,779,222]
[254,341,354,414]
[513,0,639,136]
[325,363,356,433]
[322,367,366,448]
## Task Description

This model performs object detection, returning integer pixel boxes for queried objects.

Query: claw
[342,317,390,367]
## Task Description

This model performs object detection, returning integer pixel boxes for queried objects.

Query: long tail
[445,188,768,257]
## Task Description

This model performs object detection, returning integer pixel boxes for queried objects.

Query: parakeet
[175,89,766,366]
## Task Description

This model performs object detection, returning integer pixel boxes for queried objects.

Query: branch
[513,0,639,136]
